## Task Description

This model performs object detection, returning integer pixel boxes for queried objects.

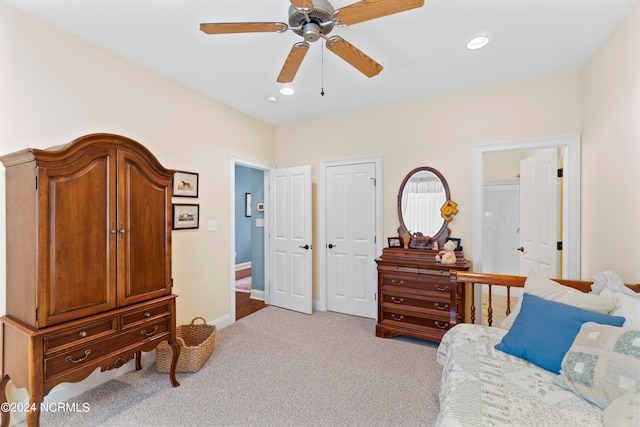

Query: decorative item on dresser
[376,166,470,343]
[0,133,181,427]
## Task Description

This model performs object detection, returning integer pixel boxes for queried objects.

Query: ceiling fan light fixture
[467,36,490,50]
[280,87,295,96]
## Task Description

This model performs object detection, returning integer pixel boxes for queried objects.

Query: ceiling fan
[200,0,425,83]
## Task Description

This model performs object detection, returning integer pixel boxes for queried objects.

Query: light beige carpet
[24,306,442,426]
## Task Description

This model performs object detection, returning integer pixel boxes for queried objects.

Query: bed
[436,271,640,427]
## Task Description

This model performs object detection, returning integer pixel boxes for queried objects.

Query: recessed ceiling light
[467,36,489,50]
[267,96,278,102]
[279,87,295,96]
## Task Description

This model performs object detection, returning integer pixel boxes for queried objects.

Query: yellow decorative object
[441,200,459,221]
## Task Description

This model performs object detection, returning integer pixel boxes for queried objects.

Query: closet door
[37,147,118,327]
[117,149,173,307]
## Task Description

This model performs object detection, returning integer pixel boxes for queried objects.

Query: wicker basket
[156,316,217,373]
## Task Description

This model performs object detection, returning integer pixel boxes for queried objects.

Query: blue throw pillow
[494,293,625,374]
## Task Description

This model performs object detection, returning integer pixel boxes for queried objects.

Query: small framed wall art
[173,171,199,198]
[245,193,252,217]
[172,203,199,230]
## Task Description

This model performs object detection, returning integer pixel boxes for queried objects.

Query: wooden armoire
[0,134,181,427]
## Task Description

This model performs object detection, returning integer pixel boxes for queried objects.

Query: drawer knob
[141,325,159,336]
[144,311,151,318]
[78,330,87,338]
[391,314,404,321]
[435,321,449,329]
[434,303,449,310]
[391,297,404,304]
[66,349,91,364]
[435,284,448,291]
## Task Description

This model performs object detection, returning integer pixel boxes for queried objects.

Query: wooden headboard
[450,271,640,326]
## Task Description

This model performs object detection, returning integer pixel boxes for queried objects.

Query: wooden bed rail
[450,271,640,326]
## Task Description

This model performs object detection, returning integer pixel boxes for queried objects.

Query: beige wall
[0,2,277,326]
[581,1,640,281]
[276,72,582,294]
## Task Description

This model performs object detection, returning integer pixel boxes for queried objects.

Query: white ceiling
[5,0,637,126]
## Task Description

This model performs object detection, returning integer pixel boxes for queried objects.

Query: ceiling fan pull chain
[320,42,325,96]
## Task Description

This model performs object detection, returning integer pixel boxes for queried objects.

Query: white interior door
[519,149,560,277]
[326,162,377,318]
[269,165,313,314]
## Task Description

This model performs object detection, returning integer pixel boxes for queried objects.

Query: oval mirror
[397,166,451,244]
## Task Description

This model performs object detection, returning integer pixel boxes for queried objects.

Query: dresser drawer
[380,310,452,331]
[121,301,172,329]
[381,275,452,295]
[380,273,421,288]
[44,316,171,382]
[381,292,452,314]
[43,317,118,355]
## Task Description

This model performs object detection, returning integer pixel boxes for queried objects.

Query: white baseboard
[249,289,265,300]
[235,262,251,271]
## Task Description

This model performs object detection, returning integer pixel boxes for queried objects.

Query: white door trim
[229,155,274,324]
[472,134,581,279]
[318,155,383,313]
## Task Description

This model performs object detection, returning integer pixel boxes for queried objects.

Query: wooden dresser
[376,248,470,343]
[0,134,180,427]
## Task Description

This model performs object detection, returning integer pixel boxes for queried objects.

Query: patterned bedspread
[436,324,604,426]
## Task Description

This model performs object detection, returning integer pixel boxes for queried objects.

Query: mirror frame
[397,166,451,247]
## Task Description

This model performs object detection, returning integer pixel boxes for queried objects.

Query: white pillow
[601,289,640,330]
[500,273,618,329]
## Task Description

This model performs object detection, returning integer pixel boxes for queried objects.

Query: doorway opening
[230,157,273,322]
[472,134,581,324]
[473,134,580,278]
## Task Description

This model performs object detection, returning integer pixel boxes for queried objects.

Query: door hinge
[374,236,376,244]
[557,168,564,178]
[35,307,38,322]
[370,177,376,186]
[374,293,377,301]
[171,278,174,288]
[557,241,563,251]
[35,176,38,190]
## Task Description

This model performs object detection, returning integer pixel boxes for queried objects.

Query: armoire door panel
[38,149,118,327]
[117,152,173,306]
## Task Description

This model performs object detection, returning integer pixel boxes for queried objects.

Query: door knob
[517,246,524,252]
[328,243,336,249]
[299,244,310,250]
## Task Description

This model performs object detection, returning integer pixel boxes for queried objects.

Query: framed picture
[173,171,199,198]
[245,193,252,217]
[172,204,199,230]
[445,237,462,251]
[388,237,403,248]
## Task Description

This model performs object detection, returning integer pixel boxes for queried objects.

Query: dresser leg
[168,339,180,387]
[135,351,142,371]
[0,375,10,427]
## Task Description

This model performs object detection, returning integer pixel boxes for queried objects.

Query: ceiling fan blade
[200,22,288,35]
[326,36,383,78]
[335,0,424,26]
[277,42,310,83]
[290,0,313,9]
